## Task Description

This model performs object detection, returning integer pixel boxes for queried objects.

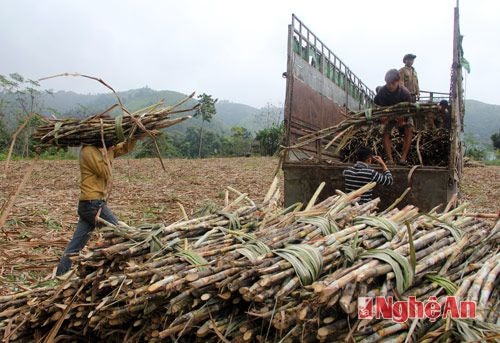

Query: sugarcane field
[2,1,500,342]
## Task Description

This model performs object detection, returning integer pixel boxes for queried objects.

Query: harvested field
[0,157,498,295]
[0,157,278,293]
[461,165,500,214]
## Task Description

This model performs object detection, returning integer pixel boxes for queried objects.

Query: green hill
[3,87,497,142]
[41,88,197,118]
[464,100,500,143]
[36,88,271,133]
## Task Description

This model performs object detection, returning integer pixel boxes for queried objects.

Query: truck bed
[283,161,453,211]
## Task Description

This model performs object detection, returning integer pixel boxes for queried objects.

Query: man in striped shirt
[343,147,393,204]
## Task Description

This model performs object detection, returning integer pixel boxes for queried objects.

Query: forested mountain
[1,86,498,143]
[36,89,499,142]
[464,100,500,143]
[0,85,286,158]
[36,88,275,133]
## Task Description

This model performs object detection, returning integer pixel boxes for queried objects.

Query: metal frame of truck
[282,7,465,212]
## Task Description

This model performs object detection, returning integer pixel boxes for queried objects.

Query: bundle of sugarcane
[464,157,486,168]
[338,126,450,166]
[234,198,499,342]
[286,102,451,166]
[341,250,500,343]
[32,93,198,148]
[308,219,499,342]
[0,187,268,342]
[0,182,498,342]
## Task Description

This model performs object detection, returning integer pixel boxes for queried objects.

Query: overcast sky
[1,0,498,108]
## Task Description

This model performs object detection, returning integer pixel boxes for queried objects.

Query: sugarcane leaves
[236,240,271,262]
[341,245,364,266]
[298,216,338,236]
[143,228,181,258]
[259,202,302,230]
[361,249,414,294]
[453,319,499,342]
[424,214,464,243]
[355,215,398,240]
[193,228,221,248]
[194,200,219,217]
[417,320,449,342]
[176,250,208,271]
[144,227,168,253]
[150,237,163,253]
[436,222,463,243]
[218,227,255,244]
[406,221,416,275]
[218,211,241,231]
[274,244,323,286]
[340,232,364,265]
[424,274,458,295]
[110,223,169,254]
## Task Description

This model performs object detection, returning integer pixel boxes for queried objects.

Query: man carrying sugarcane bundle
[374,69,413,166]
[343,146,393,204]
[55,136,145,276]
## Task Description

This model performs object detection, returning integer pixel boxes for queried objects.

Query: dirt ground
[0,157,498,294]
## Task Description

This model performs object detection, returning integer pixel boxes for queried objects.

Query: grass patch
[39,148,78,160]
[241,158,261,168]
[117,173,153,181]
[0,148,78,161]
[45,217,63,230]
[6,218,26,228]
[485,159,500,166]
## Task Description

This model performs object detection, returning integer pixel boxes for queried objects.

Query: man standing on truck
[374,69,413,166]
[343,146,393,204]
[399,53,419,102]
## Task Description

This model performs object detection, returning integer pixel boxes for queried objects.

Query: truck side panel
[283,164,451,212]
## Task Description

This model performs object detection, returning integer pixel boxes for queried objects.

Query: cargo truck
[282,7,465,211]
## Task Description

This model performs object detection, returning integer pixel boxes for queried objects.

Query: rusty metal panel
[284,15,375,159]
[289,77,345,136]
[284,164,451,212]
[292,57,362,111]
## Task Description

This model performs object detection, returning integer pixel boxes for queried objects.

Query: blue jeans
[56,200,118,275]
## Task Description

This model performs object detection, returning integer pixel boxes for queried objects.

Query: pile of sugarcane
[32,93,198,148]
[287,102,451,166]
[0,182,499,342]
[464,157,486,168]
[339,126,450,166]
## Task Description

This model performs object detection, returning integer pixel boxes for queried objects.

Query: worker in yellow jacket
[56,139,136,276]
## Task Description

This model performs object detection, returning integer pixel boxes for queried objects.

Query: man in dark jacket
[374,69,413,166]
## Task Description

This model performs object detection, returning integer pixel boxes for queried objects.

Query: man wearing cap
[374,69,413,166]
[399,54,419,102]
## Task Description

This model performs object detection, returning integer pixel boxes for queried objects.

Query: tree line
[0,74,284,160]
